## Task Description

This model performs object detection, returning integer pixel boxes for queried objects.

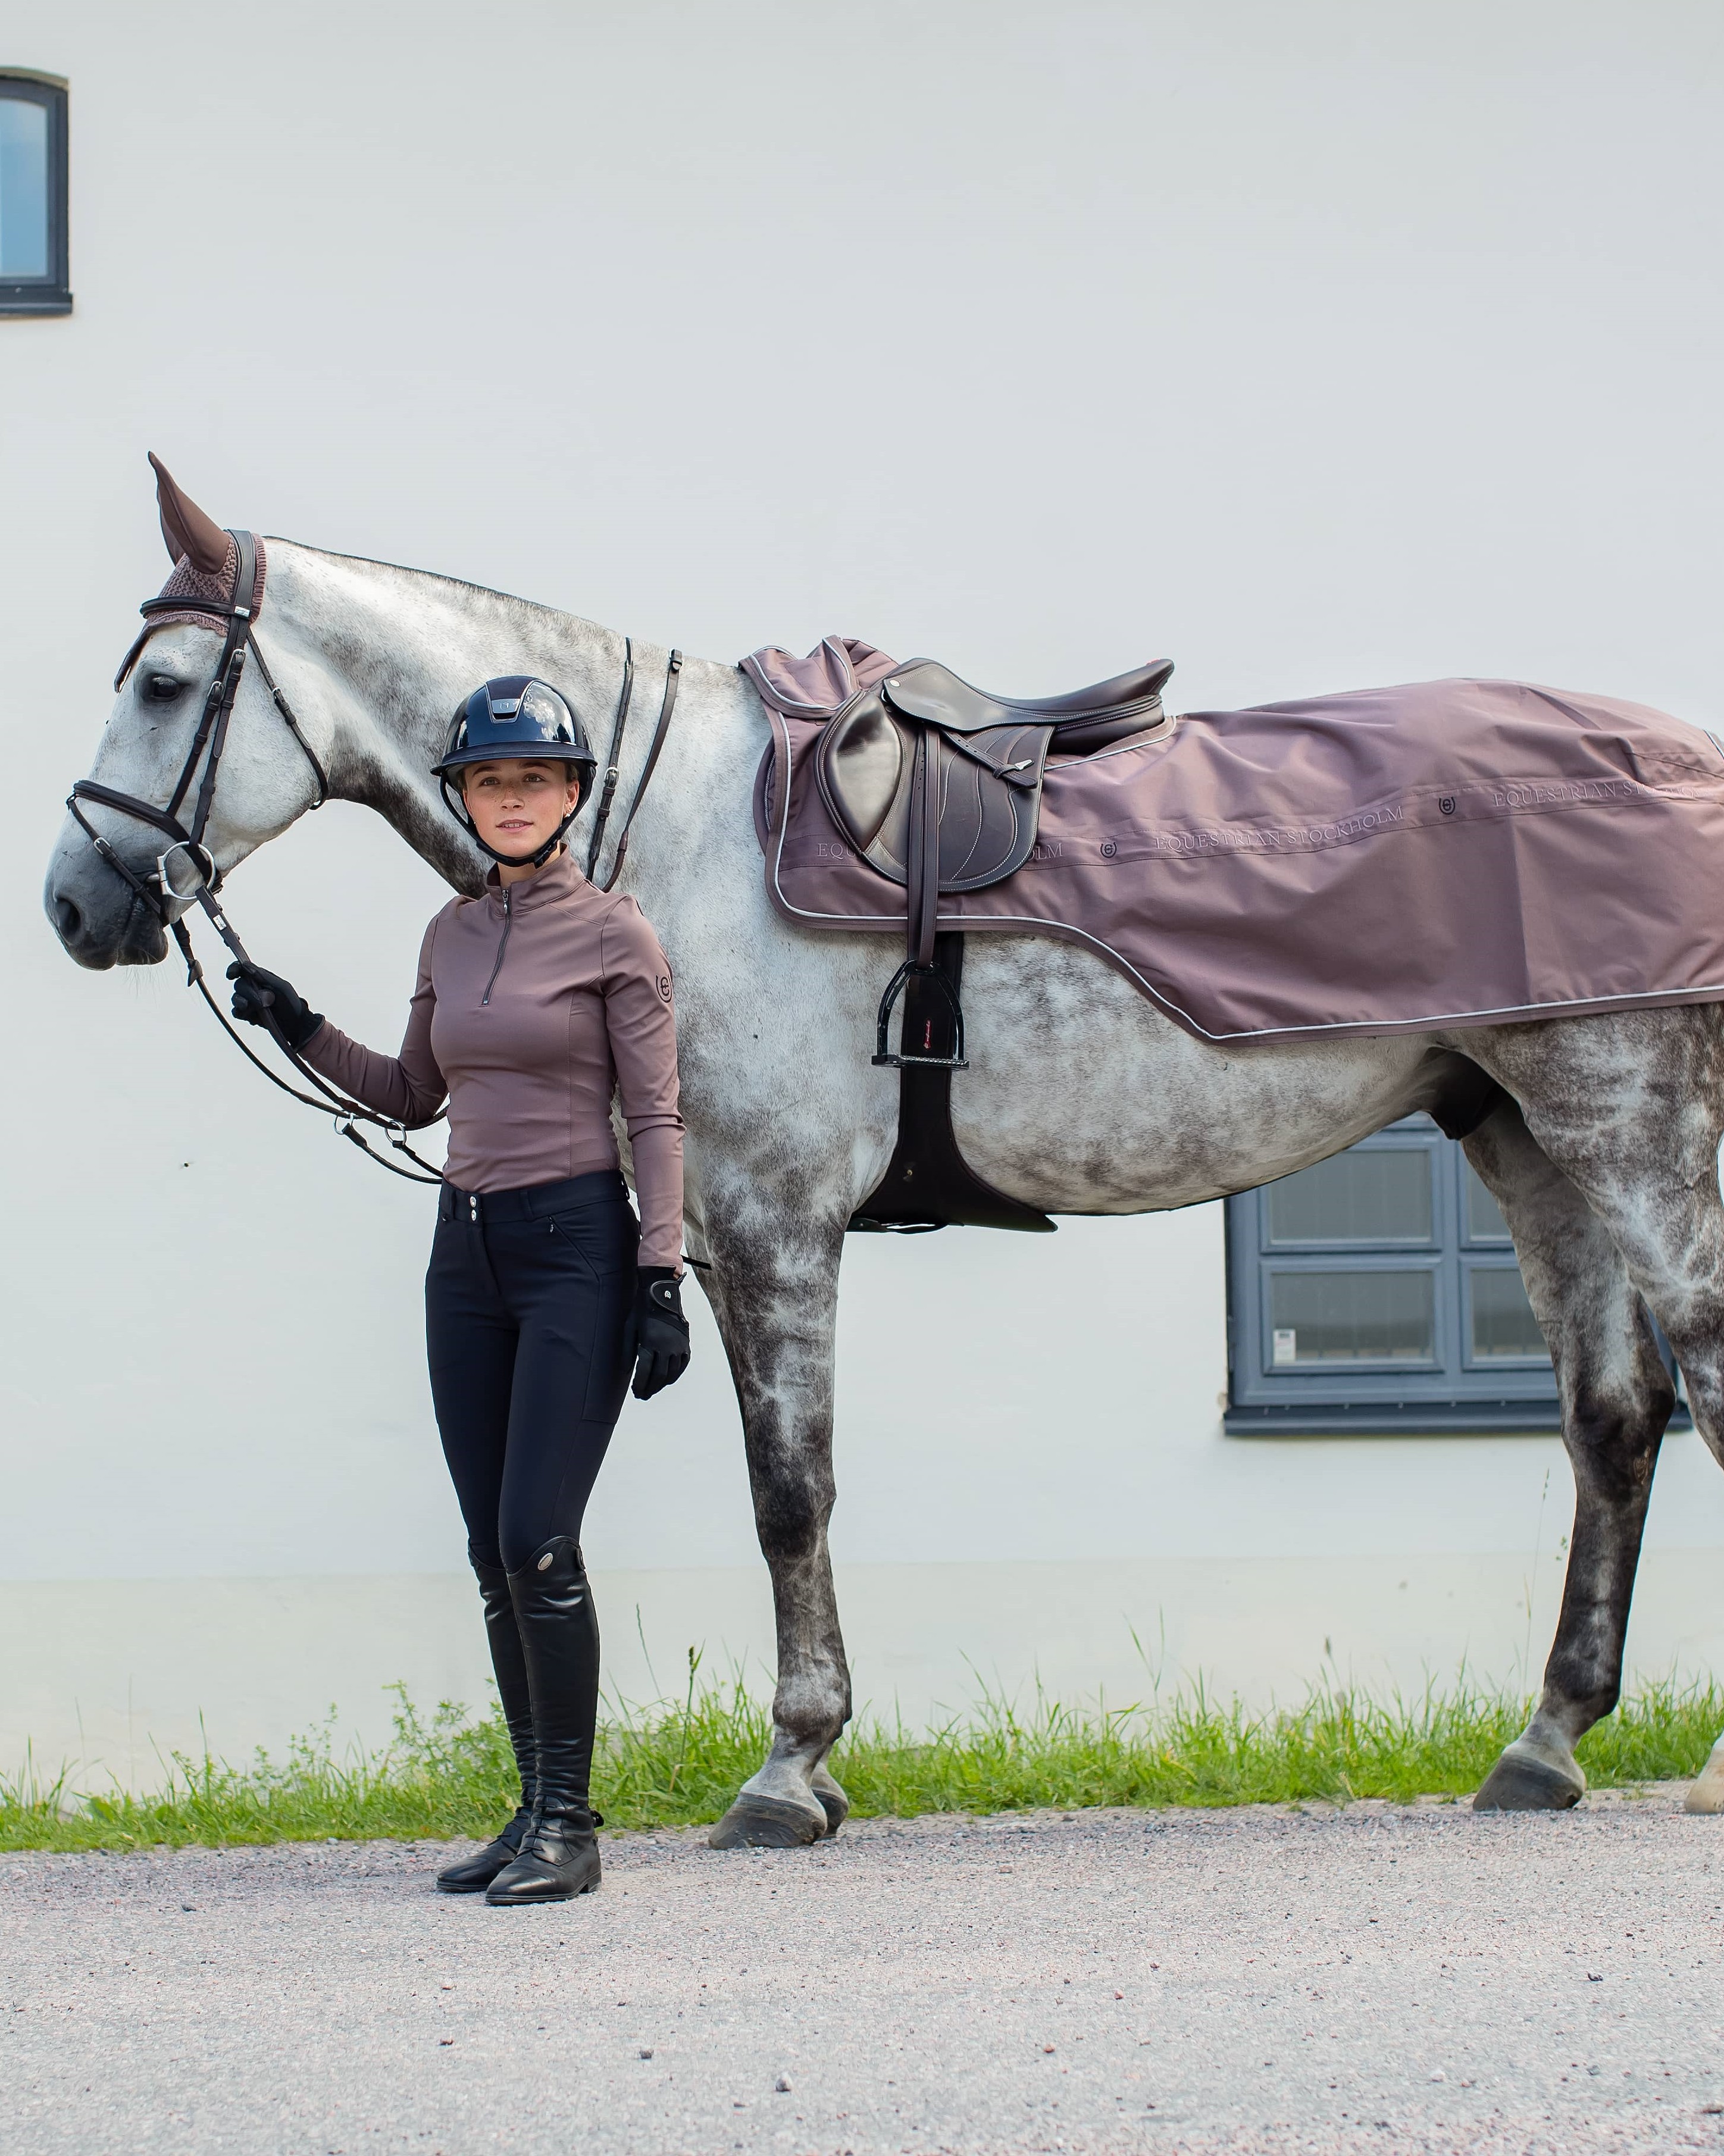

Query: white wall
[4,0,1724,1783]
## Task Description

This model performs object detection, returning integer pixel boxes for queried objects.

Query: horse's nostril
[53,894,83,945]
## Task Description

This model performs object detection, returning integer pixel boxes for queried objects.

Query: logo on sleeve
[656,972,673,1005]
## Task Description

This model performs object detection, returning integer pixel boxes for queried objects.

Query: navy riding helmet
[432,676,599,868]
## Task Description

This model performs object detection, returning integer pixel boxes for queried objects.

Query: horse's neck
[262,540,732,899]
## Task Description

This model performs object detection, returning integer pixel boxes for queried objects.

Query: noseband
[68,530,443,1184]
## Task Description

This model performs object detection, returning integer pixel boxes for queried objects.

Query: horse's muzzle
[43,851,170,969]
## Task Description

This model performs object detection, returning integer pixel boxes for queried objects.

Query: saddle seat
[883,655,1175,736]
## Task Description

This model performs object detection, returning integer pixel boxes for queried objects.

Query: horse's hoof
[1473,1741,1585,1811]
[1683,1744,1724,1814]
[707,1794,828,1850]
[812,1769,850,1837]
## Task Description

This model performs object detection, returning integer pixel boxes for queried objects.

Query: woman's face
[460,758,581,860]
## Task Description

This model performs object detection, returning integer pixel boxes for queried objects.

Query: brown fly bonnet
[113,453,268,688]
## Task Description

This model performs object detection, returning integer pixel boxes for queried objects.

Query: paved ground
[3,1796,1724,2155]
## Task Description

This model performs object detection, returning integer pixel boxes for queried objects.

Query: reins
[69,531,683,1188]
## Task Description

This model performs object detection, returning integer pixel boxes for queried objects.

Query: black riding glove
[226,960,324,1052]
[622,1267,691,1400]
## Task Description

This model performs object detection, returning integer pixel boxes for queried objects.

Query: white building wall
[3,0,1723,1783]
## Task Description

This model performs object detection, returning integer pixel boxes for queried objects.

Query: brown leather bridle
[68,530,445,1183]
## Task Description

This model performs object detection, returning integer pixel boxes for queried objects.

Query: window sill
[0,289,73,315]
[1225,1399,1691,1437]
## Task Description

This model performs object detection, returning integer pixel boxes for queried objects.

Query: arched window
[0,71,69,315]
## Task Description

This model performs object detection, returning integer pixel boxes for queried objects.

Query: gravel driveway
[4,1795,1723,2154]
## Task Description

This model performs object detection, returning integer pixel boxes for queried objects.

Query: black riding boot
[486,1536,603,1904]
[436,1554,540,1893]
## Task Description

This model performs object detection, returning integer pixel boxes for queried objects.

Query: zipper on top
[481,887,514,1006]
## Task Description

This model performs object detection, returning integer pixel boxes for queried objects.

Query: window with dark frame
[1225,1114,1685,1435]
[0,71,69,316]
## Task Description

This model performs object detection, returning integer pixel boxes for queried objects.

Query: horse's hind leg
[1462,1094,1676,1811]
[1462,1009,1724,1811]
[695,1195,852,1850]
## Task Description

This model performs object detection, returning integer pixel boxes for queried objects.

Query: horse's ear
[147,451,229,575]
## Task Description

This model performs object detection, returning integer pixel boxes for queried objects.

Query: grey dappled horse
[43,481,1724,1836]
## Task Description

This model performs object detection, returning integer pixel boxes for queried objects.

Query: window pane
[1266,1149,1432,1245]
[0,97,49,279]
[1464,1164,1514,1244]
[1469,1267,1549,1362]
[1268,1271,1435,1362]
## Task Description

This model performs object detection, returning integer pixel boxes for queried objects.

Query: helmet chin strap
[438,780,587,873]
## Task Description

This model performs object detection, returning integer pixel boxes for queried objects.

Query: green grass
[2,1666,1718,1854]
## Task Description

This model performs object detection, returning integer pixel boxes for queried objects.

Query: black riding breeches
[425,1171,638,1574]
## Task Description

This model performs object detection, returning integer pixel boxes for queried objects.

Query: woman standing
[228,677,691,1905]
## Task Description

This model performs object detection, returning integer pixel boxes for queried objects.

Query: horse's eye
[145,674,183,703]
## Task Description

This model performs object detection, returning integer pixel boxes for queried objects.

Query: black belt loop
[463,1188,500,1300]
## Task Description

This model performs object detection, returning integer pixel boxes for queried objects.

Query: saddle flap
[816,687,1053,893]
[928,724,1052,888]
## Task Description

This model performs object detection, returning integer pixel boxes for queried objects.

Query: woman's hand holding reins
[624,1268,692,1399]
[226,960,325,1052]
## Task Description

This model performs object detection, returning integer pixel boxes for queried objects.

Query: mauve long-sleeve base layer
[301,850,685,1266]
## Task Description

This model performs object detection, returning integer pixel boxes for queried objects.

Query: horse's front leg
[697,1197,852,1848]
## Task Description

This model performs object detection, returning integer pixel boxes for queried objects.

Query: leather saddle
[816,658,1174,943]
[815,652,1174,1237]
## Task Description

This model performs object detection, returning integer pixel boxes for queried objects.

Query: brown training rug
[743,638,1724,1045]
